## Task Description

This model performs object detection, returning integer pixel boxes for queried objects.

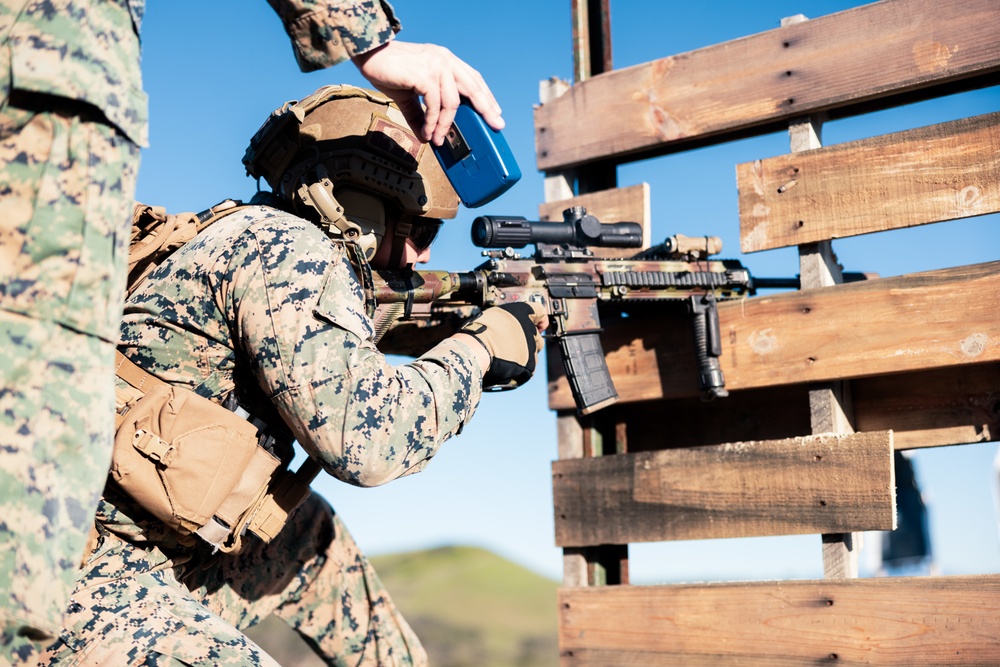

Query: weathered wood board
[854,363,1000,449]
[738,111,1000,252]
[575,362,1000,452]
[538,184,649,227]
[553,431,894,547]
[535,0,1000,170]
[558,575,1000,666]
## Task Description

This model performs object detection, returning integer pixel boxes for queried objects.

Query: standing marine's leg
[0,99,139,661]
[191,492,427,667]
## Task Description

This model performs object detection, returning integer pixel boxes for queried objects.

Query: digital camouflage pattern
[0,0,148,145]
[39,485,424,666]
[0,0,402,658]
[267,0,401,72]
[0,101,140,659]
[38,204,482,665]
[120,206,482,482]
[0,0,401,146]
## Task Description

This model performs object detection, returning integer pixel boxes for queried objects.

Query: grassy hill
[246,545,560,667]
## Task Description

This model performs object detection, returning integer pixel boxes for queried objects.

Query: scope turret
[471,207,643,249]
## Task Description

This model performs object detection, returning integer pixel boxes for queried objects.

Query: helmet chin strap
[387,217,413,269]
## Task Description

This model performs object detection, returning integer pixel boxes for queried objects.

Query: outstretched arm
[352,40,504,145]
[267,0,504,145]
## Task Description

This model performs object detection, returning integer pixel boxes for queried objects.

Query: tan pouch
[111,381,279,541]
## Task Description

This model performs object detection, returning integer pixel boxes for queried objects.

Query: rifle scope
[472,207,643,249]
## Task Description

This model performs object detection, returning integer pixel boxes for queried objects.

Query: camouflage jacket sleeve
[218,208,481,487]
[266,0,402,72]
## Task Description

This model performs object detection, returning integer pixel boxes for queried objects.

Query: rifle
[373,207,805,414]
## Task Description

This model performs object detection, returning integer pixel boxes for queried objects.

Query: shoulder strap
[127,199,252,297]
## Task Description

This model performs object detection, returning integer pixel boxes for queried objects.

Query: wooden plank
[538,184,651,258]
[590,364,999,452]
[552,431,894,547]
[721,261,1000,388]
[535,0,1000,170]
[547,304,695,407]
[548,261,1000,410]
[739,112,1000,252]
[854,362,1000,450]
[538,184,649,226]
[558,575,1000,666]
[594,386,814,452]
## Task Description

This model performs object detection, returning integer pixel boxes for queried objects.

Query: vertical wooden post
[782,14,860,580]
[547,2,625,589]
[539,77,575,205]
[557,412,589,587]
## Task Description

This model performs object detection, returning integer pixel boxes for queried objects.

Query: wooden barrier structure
[539,1,1000,664]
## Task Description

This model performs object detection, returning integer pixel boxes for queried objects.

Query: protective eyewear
[404,217,443,251]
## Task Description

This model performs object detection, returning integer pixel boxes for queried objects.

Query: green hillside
[246,545,560,667]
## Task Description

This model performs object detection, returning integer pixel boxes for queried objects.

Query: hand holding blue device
[432,99,521,208]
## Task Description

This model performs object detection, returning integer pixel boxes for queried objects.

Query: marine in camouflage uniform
[38,86,543,666]
[0,0,400,660]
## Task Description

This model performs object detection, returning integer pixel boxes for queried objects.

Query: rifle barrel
[752,272,875,291]
[752,277,800,290]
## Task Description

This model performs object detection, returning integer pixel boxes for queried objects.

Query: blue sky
[137,1,999,583]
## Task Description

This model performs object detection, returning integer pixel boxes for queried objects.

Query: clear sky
[137,1,999,584]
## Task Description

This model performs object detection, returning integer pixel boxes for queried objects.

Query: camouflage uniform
[40,205,483,666]
[0,0,400,659]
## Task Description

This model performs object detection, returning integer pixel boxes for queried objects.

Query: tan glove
[459,301,546,389]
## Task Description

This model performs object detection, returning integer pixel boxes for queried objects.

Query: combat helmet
[243,84,459,260]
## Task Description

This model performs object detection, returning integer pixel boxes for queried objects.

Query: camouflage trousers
[0,97,139,661]
[38,488,427,667]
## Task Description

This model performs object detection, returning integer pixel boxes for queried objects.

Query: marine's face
[375,235,431,269]
[370,217,437,269]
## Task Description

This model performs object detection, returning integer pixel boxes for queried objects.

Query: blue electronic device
[432,100,521,208]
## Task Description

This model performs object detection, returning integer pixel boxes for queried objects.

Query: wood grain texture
[559,575,1000,666]
[739,112,1000,252]
[535,0,1000,170]
[853,363,1000,449]
[583,364,999,452]
[590,385,813,452]
[552,431,894,547]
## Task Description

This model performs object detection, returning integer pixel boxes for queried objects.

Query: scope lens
[471,217,493,246]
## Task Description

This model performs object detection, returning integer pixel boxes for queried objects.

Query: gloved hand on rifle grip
[459,301,546,389]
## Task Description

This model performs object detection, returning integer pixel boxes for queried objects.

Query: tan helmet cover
[244,85,459,234]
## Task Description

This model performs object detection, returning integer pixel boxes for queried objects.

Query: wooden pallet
[540,1,1000,664]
